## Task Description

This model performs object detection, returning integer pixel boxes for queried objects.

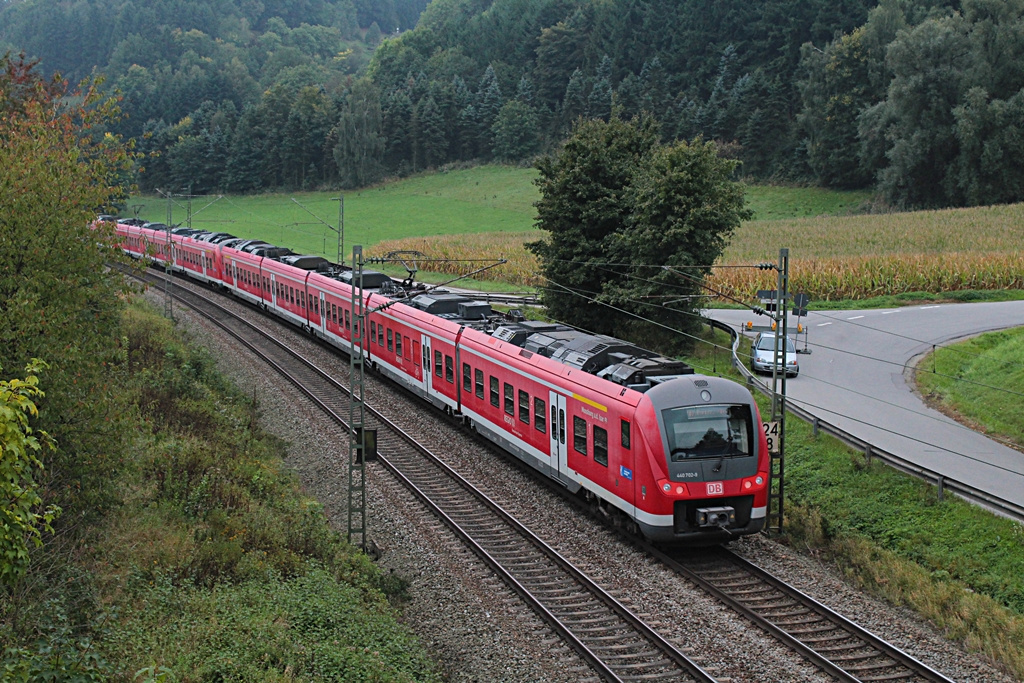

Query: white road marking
[921,305,940,310]
[848,315,864,320]
[881,310,899,314]
[817,322,833,327]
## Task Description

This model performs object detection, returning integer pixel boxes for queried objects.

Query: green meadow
[128,165,874,257]
[128,166,542,257]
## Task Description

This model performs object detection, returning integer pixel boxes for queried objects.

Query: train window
[573,417,588,455]
[332,303,338,324]
[301,291,306,309]
[534,398,546,433]
[463,363,472,392]
[621,420,631,449]
[434,350,443,378]
[396,333,402,358]
[504,383,514,415]
[387,329,393,351]
[378,324,384,346]
[490,376,499,407]
[445,355,454,383]
[345,309,351,330]
[662,404,753,461]
[475,369,484,399]
[518,390,529,424]
[594,426,608,466]
[370,321,376,343]
[290,287,295,304]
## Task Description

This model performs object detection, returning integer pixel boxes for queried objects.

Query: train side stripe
[572,393,608,412]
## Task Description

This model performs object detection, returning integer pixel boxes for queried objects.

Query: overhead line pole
[768,248,790,535]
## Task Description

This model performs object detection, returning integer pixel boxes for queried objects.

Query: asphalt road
[709,301,1024,512]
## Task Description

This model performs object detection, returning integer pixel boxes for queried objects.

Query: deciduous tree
[0,361,59,587]
[530,116,749,353]
[528,115,659,335]
[0,54,134,537]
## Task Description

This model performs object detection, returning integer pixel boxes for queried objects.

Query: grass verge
[0,301,439,681]
[914,326,1024,449]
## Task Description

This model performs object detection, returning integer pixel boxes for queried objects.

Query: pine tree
[476,65,504,157]
[414,95,447,169]
[224,106,265,192]
[492,100,540,162]
[333,78,385,188]
[561,68,588,129]
[589,55,614,122]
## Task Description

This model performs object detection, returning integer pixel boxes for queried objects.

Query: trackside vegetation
[1,303,439,680]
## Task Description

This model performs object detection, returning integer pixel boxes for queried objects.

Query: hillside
[5,0,1024,209]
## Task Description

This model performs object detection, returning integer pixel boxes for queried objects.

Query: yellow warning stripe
[573,393,607,412]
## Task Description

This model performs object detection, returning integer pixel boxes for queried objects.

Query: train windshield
[662,404,753,462]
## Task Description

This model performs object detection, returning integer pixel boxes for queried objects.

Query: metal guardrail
[708,317,1024,523]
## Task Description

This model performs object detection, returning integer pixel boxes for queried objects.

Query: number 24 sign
[762,421,780,454]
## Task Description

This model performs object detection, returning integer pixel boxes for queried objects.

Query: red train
[111,219,770,543]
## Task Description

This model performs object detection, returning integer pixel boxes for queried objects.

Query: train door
[549,391,568,477]
[319,292,327,336]
[421,336,432,395]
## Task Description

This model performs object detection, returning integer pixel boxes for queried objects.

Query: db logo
[706,482,724,496]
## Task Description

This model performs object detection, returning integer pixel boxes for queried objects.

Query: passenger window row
[465,362,548,435]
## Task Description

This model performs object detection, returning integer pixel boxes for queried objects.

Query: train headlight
[742,474,767,490]
[658,479,688,497]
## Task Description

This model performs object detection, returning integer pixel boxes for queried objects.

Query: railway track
[129,267,713,683]
[129,266,960,683]
[654,545,955,683]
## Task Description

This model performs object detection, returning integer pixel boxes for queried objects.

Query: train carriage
[110,219,770,544]
[261,256,313,327]
[174,237,221,284]
[221,248,268,306]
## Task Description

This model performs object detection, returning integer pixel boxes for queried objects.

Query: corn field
[369,203,1024,302]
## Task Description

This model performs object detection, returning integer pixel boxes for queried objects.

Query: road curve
[709,301,1024,513]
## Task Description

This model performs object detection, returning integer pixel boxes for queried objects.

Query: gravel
[146,281,1016,683]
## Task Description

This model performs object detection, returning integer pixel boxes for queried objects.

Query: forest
[2,0,1024,209]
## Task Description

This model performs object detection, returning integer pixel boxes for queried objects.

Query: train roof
[131,222,697,394]
[391,290,696,393]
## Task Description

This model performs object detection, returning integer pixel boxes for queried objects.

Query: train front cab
[632,376,770,543]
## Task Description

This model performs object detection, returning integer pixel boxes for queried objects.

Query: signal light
[746,321,753,330]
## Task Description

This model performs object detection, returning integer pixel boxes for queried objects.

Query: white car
[750,332,799,377]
